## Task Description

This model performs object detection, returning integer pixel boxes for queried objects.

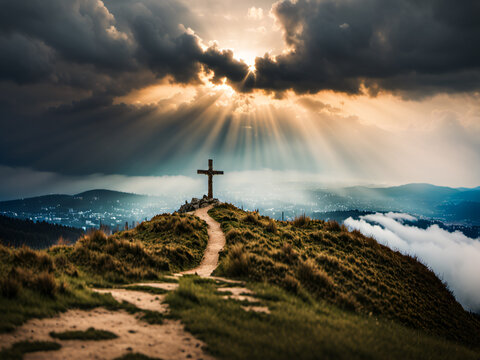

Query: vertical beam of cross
[197,159,224,199]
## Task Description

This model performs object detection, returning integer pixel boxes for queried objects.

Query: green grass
[0,212,207,332]
[209,204,480,348]
[166,277,479,360]
[139,310,164,324]
[49,327,118,340]
[124,285,168,295]
[0,340,61,360]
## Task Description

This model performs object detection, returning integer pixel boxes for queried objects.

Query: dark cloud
[1,0,479,100]
[249,0,480,95]
[0,0,244,94]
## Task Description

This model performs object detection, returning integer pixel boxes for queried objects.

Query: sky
[0,0,479,199]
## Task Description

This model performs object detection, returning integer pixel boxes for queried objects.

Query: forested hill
[0,215,84,249]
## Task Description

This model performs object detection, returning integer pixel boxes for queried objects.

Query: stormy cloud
[250,0,480,95]
[0,0,249,99]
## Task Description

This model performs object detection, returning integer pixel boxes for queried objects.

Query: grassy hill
[209,204,480,347]
[0,204,479,359]
[0,212,208,331]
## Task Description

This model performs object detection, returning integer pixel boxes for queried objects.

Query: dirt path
[181,205,225,277]
[0,205,266,359]
[0,308,213,360]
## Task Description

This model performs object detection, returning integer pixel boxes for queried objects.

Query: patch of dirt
[0,308,214,360]
[93,289,168,313]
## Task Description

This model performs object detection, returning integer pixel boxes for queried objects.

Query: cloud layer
[1,0,480,97]
[344,213,480,313]
[248,0,480,96]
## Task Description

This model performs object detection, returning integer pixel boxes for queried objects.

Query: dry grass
[220,244,252,277]
[292,214,310,227]
[209,204,480,348]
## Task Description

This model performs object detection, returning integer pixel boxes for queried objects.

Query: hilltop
[0,203,479,359]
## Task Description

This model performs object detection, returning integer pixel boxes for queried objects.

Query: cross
[197,159,224,199]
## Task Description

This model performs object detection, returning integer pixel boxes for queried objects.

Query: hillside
[0,204,479,359]
[0,215,84,248]
[209,204,480,346]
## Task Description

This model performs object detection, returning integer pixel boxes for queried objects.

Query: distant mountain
[307,183,480,225]
[0,214,84,249]
[0,189,172,230]
[2,184,479,231]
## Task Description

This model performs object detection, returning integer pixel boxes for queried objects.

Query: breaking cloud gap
[344,213,480,313]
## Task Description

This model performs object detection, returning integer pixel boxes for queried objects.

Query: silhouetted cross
[197,159,224,199]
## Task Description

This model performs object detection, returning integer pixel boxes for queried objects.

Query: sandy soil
[93,289,168,313]
[0,308,214,360]
[181,205,226,277]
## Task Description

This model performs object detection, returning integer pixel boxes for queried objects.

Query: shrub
[0,277,21,298]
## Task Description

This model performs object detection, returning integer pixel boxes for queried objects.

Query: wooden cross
[197,159,224,199]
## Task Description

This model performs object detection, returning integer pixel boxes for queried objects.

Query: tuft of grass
[0,277,20,298]
[49,327,118,340]
[264,219,277,234]
[243,213,261,226]
[220,244,251,277]
[124,285,168,295]
[292,214,310,227]
[114,353,163,360]
[296,259,334,291]
[139,310,164,324]
[0,340,61,360]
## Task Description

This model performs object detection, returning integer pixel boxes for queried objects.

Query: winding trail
[0,204,267,359]
[181,205,226,277]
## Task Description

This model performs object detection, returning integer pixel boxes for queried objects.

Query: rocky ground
[177,196,220,213]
